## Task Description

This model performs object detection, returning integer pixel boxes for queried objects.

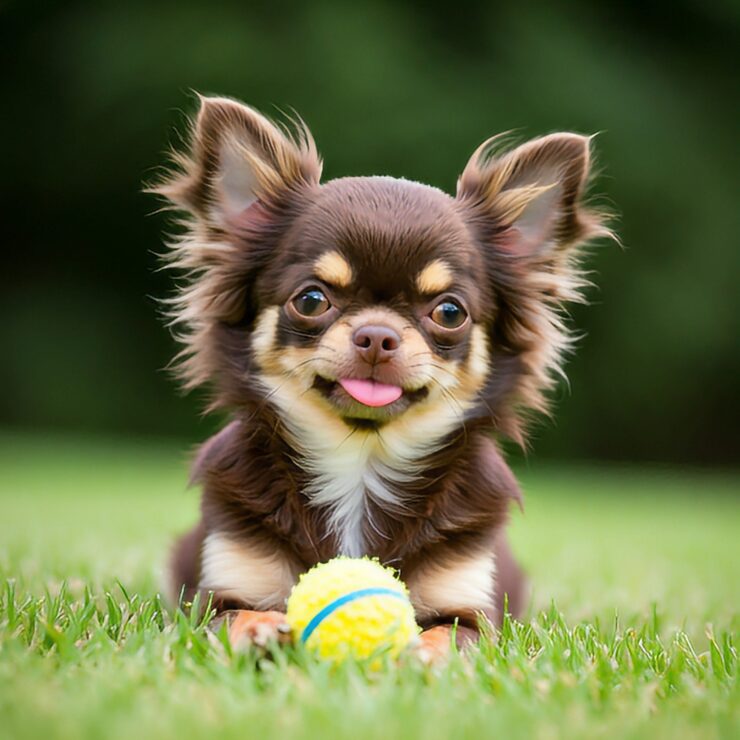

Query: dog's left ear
[457,133,613,443]
[456,133,602,256]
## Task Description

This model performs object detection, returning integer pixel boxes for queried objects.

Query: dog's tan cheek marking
[251,307,315,391]
[416,259,453,295]
[251,306,281,368]
[252,306,324,386]
[422,326,487,404]
[199,533,298,611]
[406,549,496,621]
[275,345,322,383]
[314,250,353,288]
[464,325,491,390]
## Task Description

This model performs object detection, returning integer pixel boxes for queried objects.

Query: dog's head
[156,97,609,446]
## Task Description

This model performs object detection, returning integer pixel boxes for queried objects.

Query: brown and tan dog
[154,95,609,659]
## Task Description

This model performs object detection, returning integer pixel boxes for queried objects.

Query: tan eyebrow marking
[416,259,453,294]
[313,250,353,288]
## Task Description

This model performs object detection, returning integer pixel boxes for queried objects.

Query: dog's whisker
[334,425,360,452]
[426,377,468,445]
[280,356,335,373]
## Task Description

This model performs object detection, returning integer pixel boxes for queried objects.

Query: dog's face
[250,177,492,434]
[158,97,607,444]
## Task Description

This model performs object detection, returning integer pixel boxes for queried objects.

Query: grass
[0,431,737,739]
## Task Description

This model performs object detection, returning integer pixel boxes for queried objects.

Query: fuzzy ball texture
[286,557,419,663]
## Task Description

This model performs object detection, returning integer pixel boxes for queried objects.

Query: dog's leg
[493,533,527,620]
[416,623,479,664]
[181,528,300,650]
[417,625,455,664]
[210,609,292,649]
[169,522,206,604]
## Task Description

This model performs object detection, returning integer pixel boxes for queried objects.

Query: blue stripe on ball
[300,587,407,644]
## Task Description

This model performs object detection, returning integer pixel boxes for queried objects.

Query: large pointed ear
[158,96,322,227]
[457,133,613,445]
[456,133,604,255]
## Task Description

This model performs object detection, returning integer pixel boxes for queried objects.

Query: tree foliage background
[2,1,737,464]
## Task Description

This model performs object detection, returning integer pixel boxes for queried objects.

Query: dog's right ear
[157,96,322,228]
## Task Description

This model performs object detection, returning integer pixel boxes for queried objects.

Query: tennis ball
[286,557,419,663]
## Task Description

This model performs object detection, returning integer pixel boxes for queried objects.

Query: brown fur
[152,95,610,639]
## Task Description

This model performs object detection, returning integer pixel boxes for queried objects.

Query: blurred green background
[2,1,738,464]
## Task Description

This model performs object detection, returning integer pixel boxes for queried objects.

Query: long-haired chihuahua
[154,95,609,659]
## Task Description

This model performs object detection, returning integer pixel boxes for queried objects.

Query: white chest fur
[302,433,413,557]
[265,387,468,558]
[287,398,469,557]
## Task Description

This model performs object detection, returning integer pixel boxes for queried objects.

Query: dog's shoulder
[189,420,243,485]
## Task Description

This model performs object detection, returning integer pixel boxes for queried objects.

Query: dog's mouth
[338,378,402,407]
[312,375,428,423]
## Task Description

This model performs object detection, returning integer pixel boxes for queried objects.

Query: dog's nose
[352,325,401,364]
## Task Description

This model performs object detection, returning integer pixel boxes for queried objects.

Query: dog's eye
[292,288,330,317]
[430,299,467,329]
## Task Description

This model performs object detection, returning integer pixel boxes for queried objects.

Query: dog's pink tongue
[339,378,403,407]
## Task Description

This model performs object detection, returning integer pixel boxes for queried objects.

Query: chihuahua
[155,95,609,659]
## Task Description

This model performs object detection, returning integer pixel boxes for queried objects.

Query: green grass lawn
[0,431,737,739]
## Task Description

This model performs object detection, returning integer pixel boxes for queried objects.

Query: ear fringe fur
[459,134,616,445]
[147,94,322,218]
[146,96,322,399]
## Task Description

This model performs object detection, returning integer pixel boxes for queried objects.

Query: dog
[154,95,609,660]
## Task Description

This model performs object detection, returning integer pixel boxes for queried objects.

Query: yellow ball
[286,557,419,663]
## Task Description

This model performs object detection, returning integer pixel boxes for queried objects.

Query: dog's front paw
[211,609,292,650]
[415,625,454,665]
